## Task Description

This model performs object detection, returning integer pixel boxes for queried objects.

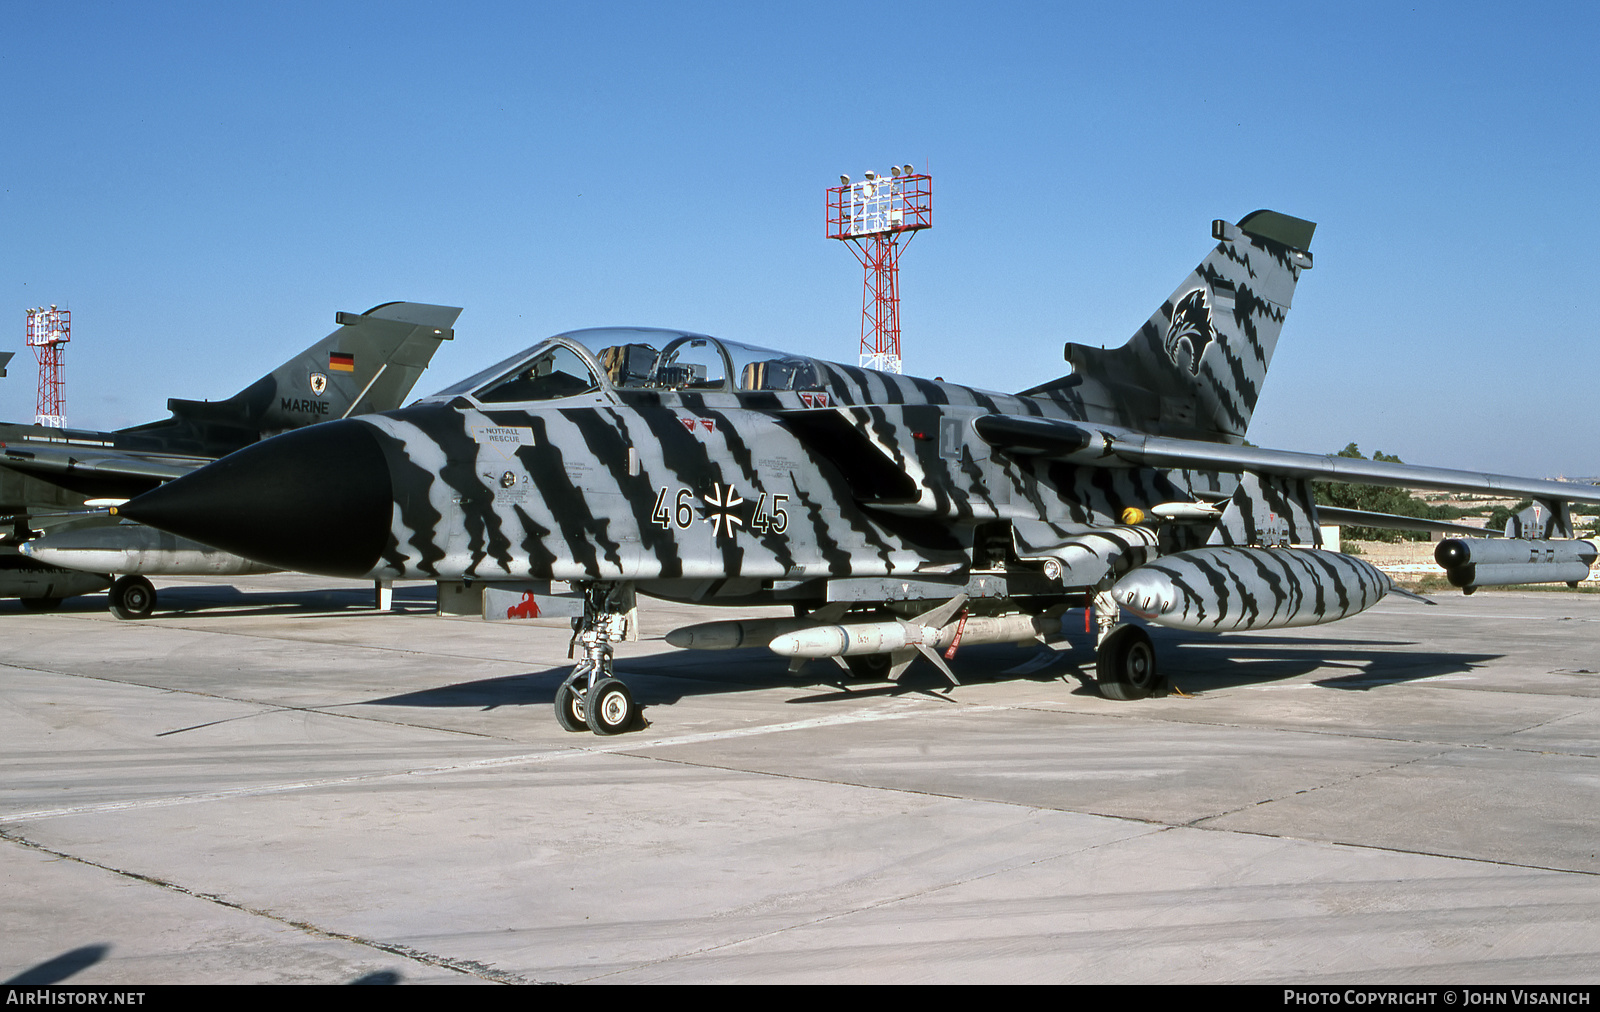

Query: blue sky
[3,1,1595,476]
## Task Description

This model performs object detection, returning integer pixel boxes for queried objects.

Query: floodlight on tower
[25,305,70,427]
[826,164,932,374]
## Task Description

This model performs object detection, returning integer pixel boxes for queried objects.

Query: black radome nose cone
[122,420,393,578]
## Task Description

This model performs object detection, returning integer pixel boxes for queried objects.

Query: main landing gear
[1092,590,1161,700]
[555,582,643,735]
[109,576,157,620]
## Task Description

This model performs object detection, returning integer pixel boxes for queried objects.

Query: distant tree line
[1314,444,1599,541]
[1314,444,1438,542]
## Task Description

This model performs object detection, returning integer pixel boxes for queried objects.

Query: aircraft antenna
[827,166,932,373]
[25,305,69,427]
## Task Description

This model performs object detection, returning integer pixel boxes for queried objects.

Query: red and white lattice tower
[827,166,932,374]
[25,305,70,427]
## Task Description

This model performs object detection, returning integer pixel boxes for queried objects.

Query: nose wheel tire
[1097,624,1160,700]
[585,677,638,735]
[554,682,588,732]
[109,576,157,621]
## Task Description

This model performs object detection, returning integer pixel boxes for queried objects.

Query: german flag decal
[329,352,356,372]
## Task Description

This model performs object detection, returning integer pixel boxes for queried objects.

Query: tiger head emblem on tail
[1163,289,1216,376]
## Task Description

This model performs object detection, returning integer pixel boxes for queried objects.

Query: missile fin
[911,592,968,630]
[915,643,961,687]
[811,602,850,623]
[886,648,917,681]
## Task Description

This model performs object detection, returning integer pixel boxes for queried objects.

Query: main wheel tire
[844,653,893,680]
[110,576,157,621]
[554,682,588,732]
[585,677,638,735]
[1096,624,1160,701]
[19,597,63,612]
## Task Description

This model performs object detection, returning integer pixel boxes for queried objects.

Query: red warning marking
[506,592,541,619]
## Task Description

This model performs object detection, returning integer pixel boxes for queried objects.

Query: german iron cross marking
[704,482,744,540]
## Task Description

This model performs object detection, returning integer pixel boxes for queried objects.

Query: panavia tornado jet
[4,302,459,614]
[116,211,1600,733]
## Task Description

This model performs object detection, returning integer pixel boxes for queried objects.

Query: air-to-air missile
[666,594,1066,684]
[111,210,1600,734]
[664,615,831,652]
[765,611,1063,660]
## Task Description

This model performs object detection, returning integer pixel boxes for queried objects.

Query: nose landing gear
[554,582,643,735]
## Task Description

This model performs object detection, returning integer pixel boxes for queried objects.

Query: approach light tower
[827,165,932,374]
[25,305,70,427]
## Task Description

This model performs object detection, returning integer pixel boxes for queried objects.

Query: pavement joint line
[596,742,1600,880]
[0,660,504,741]
[647,698,1600,876]
[576,819,1175,982]
[1502,707,1595,739]
[0,830,539,985]
[585,742,1600,890]
[0,703,1008,823]
[1183,744,1460,828]
[8,687,1599,824]
[10,703,1600,958]
[1198,822,1600,879]
[1000,699,1600,759]
[154,702,502,740]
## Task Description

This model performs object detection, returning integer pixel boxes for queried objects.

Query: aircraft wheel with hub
[845,653,893,680]
[109,576,157,621]
[554,682,588,732]
[584,677,638,735]
[1096,624,1160,700]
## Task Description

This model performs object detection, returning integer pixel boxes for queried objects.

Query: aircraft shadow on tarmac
[145,583,438,618]
[366,639,1074,712]
[2,944,400,985]
[1154,629,1503,694]
[1,583,437,619]
[4,944,109,985]
[364,623,1503,712]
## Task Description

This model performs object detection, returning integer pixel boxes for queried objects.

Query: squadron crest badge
[309,372,328,396]
[1163,289,1218,376]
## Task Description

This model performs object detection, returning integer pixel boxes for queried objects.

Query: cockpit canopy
[431,328,827,404]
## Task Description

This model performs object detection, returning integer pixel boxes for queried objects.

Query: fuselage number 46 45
[651,485,787,539]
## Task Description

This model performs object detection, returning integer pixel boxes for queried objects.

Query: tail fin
[123,302,461,450]
[1021,210,1314,443]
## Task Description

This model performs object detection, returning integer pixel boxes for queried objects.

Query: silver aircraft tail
[1022,210,1315,444]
